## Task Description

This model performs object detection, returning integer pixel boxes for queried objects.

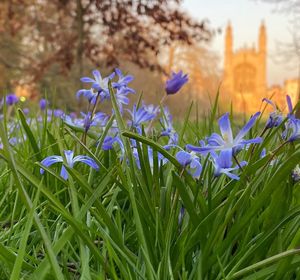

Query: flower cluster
[28,68,298,182]
[76,68,134,111]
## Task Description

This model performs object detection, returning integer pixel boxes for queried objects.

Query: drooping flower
[165,71,188,95]
[282,95,300,142]
[282,117,300,142]
[40,150,99,180]
[187,112,262,154]
[262,98,283,129]
[210,149,246,180]
[176,150,202,178]
[6,94,19,106]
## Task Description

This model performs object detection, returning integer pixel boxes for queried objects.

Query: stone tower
[223,21,267,113]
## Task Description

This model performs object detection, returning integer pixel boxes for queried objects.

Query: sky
[182,0,298,86]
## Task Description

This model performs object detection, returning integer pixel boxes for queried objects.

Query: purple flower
[39,98,48,110]
[127,104,156,134]
[77,70,115,104]
[40,150,99,180]
[47,109,64,118]
[165,71,188,95]
[114,89,130,112]
[63,112,107,132]
[69,112,77,119]
[176,150,202,178]
[143,103,160,116]
[282,95,300,142]
[262,98,283,129]
[187,112,262,154]
[161,107,178,145]
[100,135,124,151]
[6,94,19,106]
[292,164,300,182]
[77,88,99,105]
[282,118,300,142]
[132,146,167,170]
[23,108,30,115]
[286,95,295,119]
[112,68,135,94]
[211,149,246,180]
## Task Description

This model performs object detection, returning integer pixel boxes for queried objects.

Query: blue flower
[77,88,99,105]
[39,98,48,110]
[262,98,283,129]
[165,71,188,95]
[143,102,160,116]
[81,70,115,92]
[292,164,300,182]
[101,135,124,151]
[210,149,246,180]
[282,118,300,142]
[47,109,64,118]
[187,112,262,154]
[132,146,167,170]
[77,70,115,104]
[40,150,99,180]
[286,94,295,119]
[127,104,156,133]
[112,68,135,94]
[282,95,300,142]
[114,89,130,112]
[63,112,107,131]
[23,108,30,115]
[6,94,19,105]
[176,150,202,178]
[161,107,178,145]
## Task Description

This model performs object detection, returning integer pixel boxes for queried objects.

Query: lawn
[0,69,300,279]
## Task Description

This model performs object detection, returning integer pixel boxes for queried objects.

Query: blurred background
[0,0,298,117]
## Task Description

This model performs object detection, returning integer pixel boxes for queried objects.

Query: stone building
[222,22,268,112]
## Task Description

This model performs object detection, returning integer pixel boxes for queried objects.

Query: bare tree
[255,0,300,111]
[0,0,215,95]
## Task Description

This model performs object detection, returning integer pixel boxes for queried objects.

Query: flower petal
[234,112,260,144]
[190,159,202,178]
[92,70,102,83]
[80,77,95,83]
[218,113,233,143]
[73,155,99,170]
[176,151,191,166]
[286,95,293,114]
[64,150,74,168]
[216,149,233,169]
[60,165,69,180]
[40,156,63,174]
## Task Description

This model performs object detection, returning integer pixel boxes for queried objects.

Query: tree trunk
[76,0,84,79]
